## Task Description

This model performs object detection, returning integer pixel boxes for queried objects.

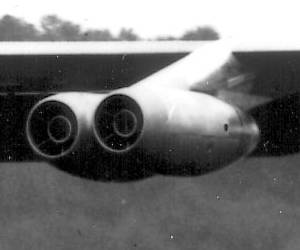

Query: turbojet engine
[26,86,259,174]
[93,85,259,173]
[26,92,106,160]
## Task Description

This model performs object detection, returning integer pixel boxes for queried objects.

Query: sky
[0,0,299,40]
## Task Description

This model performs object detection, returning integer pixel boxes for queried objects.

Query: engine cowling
[94,85,260,173]
[26,87,260,175]
[26,92,105,159]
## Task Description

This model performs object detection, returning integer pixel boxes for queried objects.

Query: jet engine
[94,85,260,173]
[26,92,105,159]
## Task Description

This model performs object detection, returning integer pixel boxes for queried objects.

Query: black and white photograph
[0,1,299,249]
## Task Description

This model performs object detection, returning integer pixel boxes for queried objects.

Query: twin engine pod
[26,87,260,173]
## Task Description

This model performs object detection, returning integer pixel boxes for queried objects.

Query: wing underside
[0,41,299,110]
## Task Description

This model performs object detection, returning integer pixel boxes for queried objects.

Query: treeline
[0,15,219,41]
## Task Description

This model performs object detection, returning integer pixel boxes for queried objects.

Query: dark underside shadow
[53,157,156,182]
[52,160,222,182]
[250,93,300,156]
[51,147,224,182]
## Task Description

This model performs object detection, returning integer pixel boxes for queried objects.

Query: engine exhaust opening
[94,94,143,153]
[26,101,78,159]
[113,109,138,138]
[47,115,72,143]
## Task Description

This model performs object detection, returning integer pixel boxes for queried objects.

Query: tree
[40,15,82,41]
[180,26,219,40]
[155,36,177,41]
[117,28,139,41]
[82,29,114,41]
[0,14,219,41]
[0,15,39,41]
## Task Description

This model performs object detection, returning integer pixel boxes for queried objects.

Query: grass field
[0,155,299,250]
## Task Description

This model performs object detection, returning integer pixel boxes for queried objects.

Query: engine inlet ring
[112,109,138,138]
[26,100,78,159]
[94,94,143,153]
[47,115,73,143]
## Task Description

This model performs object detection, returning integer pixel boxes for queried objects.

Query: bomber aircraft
[0,40,298,179]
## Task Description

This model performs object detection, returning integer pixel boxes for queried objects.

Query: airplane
[0,40,299,179]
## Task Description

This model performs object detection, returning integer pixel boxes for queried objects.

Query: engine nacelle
[26,88,260,176]
[94,85,260,173]
[26,92,105,159]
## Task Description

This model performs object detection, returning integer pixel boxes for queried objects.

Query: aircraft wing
[0,41,204,94]
[0,40,299,171]
[0,40,299,110]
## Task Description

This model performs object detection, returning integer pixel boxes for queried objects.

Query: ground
[0,154,299,250]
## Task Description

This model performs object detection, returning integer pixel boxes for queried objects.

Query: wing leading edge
[0,41,203,55]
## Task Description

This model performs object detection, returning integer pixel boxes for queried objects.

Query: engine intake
[26,100,78,159]
[94,94,143,153]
